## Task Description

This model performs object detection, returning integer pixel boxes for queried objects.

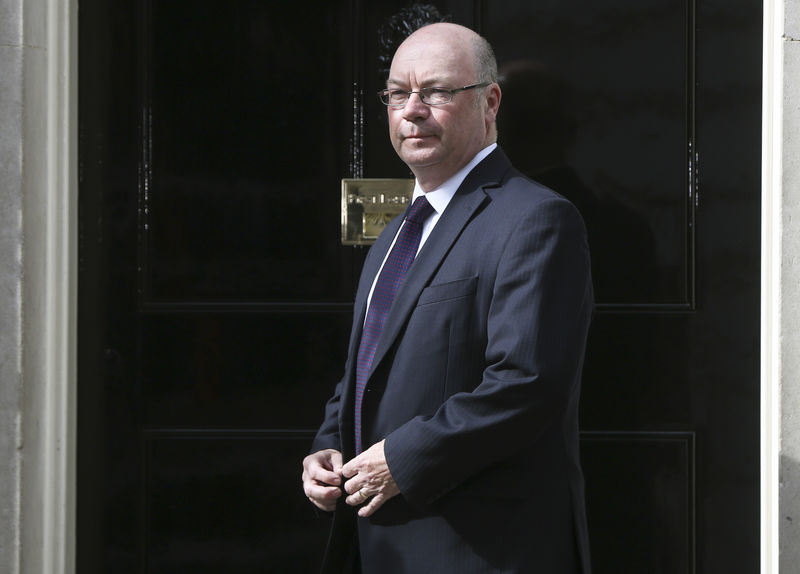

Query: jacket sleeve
[310,375,345,454]
[383,196,594,505]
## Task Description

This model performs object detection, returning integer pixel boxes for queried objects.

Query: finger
[342,475,363,496]
[303,473,341,498]
[342,480,364,505]
[303,450,344,484]
[341,451,368,479]
[308,463,342,487]
[357,492,387,517]
[345,488,369,507]
[305,484,342,508]
[303,481,330,499]
[309,495,338,513]
[341,460,357,479]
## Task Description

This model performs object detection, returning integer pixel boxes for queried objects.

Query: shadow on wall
[781,454,799,560]
[497,60,659,304]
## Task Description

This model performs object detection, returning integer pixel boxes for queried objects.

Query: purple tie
[354,196,435,453]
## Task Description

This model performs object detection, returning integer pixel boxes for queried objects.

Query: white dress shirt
[365,143,497,315]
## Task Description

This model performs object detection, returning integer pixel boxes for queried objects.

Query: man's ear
[485,82,502,124]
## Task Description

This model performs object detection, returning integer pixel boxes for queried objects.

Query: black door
[78,1,761,572]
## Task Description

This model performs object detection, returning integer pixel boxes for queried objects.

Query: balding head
[411,23,498,83]
[385,23,502,191]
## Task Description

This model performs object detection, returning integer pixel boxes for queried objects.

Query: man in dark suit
[302,22,593,573]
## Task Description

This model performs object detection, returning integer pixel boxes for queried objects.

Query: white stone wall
[782,0,800,568]
[1,0,76,572]
[0,0,24,570]
[0,1,796,573]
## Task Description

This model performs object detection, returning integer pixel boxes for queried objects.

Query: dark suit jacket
[312,147,594,574]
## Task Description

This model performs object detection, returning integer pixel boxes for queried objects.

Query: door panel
[79,1,761,572]
[487,0,692,306]
[79,1,358,571]
[581,432,694,573]
[140,314,351,427]
[144,0,358,304]
[143,430,322,573]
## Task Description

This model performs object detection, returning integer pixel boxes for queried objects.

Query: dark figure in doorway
[303,23,594,574]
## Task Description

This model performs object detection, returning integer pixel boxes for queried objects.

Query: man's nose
[402,92,430,120]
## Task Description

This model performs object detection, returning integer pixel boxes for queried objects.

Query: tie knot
[405,196,435,225]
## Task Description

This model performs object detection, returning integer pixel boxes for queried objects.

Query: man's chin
[399,148,442,169]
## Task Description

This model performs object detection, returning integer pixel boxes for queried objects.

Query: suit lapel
[339,211,405,417]
[350,213,403,345]
[367,149,511,379]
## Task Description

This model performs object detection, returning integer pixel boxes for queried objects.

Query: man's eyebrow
[386,77,451,88]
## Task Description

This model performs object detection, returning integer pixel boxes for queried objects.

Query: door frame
[18,0,78,573]
[760,0,785,571]
[27,0,786,572]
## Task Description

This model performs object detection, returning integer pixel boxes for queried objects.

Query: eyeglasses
[378,82,491,107]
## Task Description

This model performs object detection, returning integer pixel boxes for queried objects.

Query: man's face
[386,28,496,190]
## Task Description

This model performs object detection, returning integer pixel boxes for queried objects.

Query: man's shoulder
[474,169,586,243]
[492,167,573,209]
[472,147,568,205]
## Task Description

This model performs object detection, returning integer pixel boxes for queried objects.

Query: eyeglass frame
[377,81,492,107]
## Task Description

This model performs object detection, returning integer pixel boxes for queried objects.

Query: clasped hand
[302,440,400,517]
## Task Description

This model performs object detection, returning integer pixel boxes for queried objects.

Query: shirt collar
[411,143,497,215]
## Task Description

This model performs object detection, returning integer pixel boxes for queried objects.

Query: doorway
[78,1,762,571]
